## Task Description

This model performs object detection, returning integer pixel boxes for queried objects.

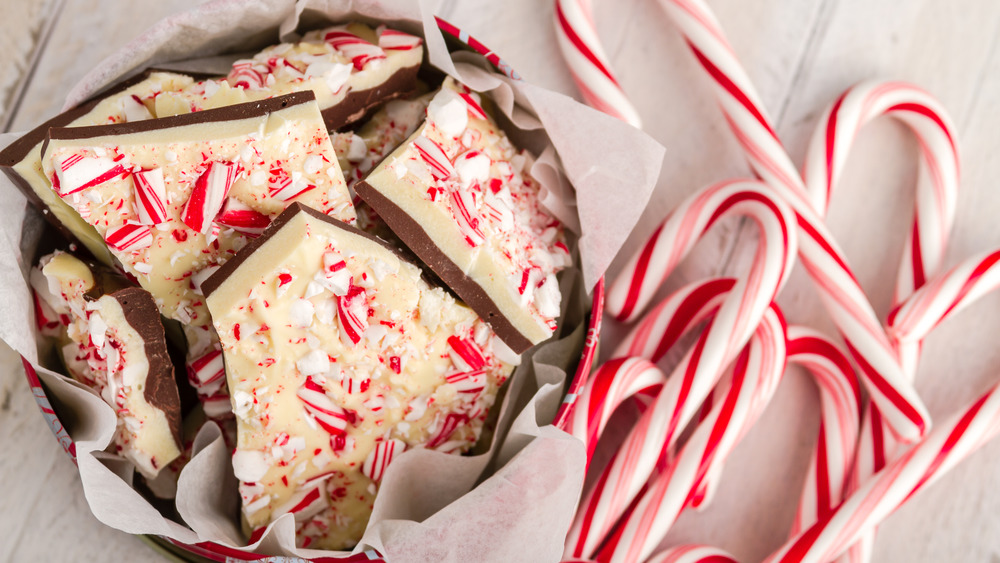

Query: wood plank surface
[3,0,1000,561]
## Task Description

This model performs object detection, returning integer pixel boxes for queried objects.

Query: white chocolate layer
[206,206,513,549]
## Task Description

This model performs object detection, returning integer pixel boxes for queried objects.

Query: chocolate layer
[354,180,533,353]
[111,287,183,447]
[202,202,394,299]
[321,64,420,131]
[44,91,316,148]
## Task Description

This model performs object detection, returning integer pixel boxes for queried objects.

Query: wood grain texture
[3,0,1000,561]
[0,0,60,129]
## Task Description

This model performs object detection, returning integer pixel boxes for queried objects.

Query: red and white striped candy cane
[764,376,1000,563]
[553,0,642,127]
[785,327,862,537]
[606,179,795,323]
[801,81,960,563]
[764,251,1000,563]
[802,80,959,373]
[611,277,733,508]
[645,0,936,443]
[564,357,668,469]
[613,278,734,362]
[677,326,862,525]
[886,249,1000,346]
[595,305,788,563]
[566,180,796,559]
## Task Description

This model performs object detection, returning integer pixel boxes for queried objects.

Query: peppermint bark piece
[155,23,423,130]
[0,71,196,265]
[203,203,516,550]
[356,78,571,353]
[31,251,182,479]
[40,92,356,334]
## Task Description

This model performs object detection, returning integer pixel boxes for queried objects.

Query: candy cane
[801,80,959,389]
[817,249,1000,563]
[553,0,642,127]
[565,181,796,559]
[765,251,1000,563]
[594,305,787,563]
[887,249,1000,346]
[612,278,734,362]
[799,81,961,563]
[802,81,958,304]
[563,357,668,469]
[764,377,1000,563]
[785,327,862,537]
[639,0,936,444]
[610,277,733,508]
[690,329,862,529]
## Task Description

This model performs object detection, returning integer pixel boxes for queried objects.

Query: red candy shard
[448,186,485,247]
[32,290,62,335]
[54,153,128,196]
[324,30,387,70]
[413,135,454,180]
[132,168,168,225]
[336,284,368,346]
[458,91,488,120]
[216,198,272,236]
[377,28,423,51]
[104,221,153,252]
[182,161,242,234]
[447,335,487,371]
[187,348,226,395]
[122,94,153,122]
[268,168,316,202]
[298,375,349,436]
[362,438,405,482]
[229,60,267,89]
[445,369,487,395]
[427,412,468,449]
[275,483,327,522]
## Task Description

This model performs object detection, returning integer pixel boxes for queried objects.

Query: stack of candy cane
[553,0,1000,562]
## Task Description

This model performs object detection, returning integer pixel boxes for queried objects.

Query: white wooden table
[3,0,1000,561]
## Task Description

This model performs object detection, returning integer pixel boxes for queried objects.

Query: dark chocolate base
[44,91,316,147]
[111,287,183,448]
[354,181,533,353]
[321,64,421,131]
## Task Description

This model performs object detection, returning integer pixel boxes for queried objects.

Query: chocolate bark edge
[44,91,318,146]
[0,68,213,254]
[321,64,420,131]
[202,202,400,299]
[110,287,183,447]
[1,68,217,168]
[354,181,533,353]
